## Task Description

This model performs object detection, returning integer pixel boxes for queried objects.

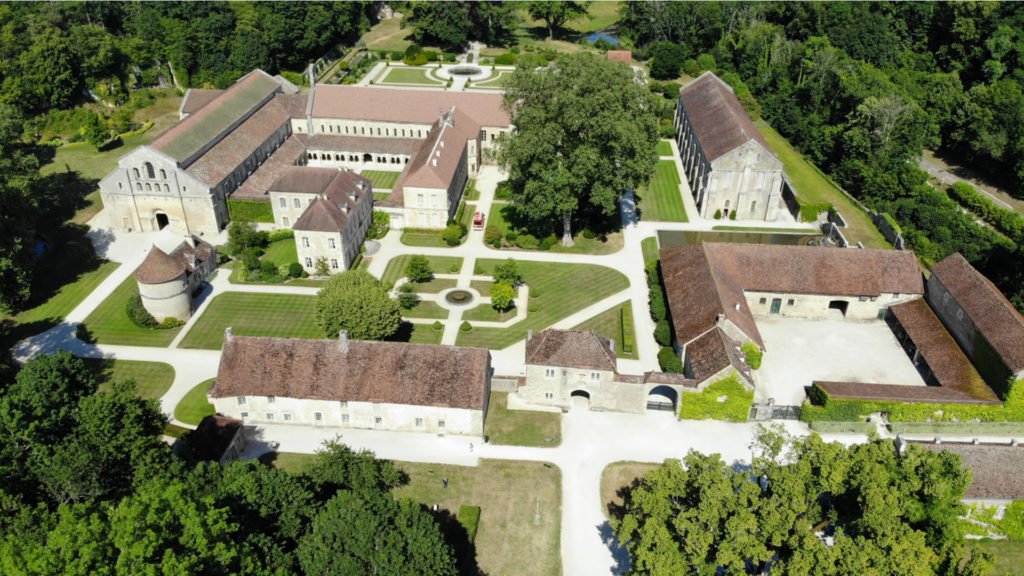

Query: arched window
[145,183,151,191]
[136,183,142,191]
[133,168,140,179]
[144,162,155,179]
[164,184,170,192]
[159,169,166,179]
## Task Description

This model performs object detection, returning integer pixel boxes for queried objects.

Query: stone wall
[745,290,916,322]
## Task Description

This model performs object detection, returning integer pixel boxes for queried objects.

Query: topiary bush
[658,347,683,373]
[460,321,472,332]
[442,222,464,246]
[397,283,420,309]
[654,319,672,346]
[288,262,304,278]
[405,255,433,283]
[127,294,158,329]
[713,209,722,220]
[267,228,294,243]
[432,320,443,331]
[485,226,503,248]
[729,210,737,221]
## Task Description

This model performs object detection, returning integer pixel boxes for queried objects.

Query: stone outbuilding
[135,236,216,322]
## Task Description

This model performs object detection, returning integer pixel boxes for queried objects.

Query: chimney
[527,329,533,341]
[734,302,741,311]
[432,159,437,167]
[609,338,615,353]
[339,330,349,352]
[225,326,233,341]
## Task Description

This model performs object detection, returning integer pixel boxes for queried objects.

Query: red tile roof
[211,335,491,411]
[290,169,371,233]
[135,246,185,284]
[396,108,477,192]
[185,96,291,186]
[685,327,751,383]
[679,72,773,162]
[606,50,633,64]
[931,253,1024,373]
[231,135,308,200]
[525,329,617,372]
[311,85,511,127]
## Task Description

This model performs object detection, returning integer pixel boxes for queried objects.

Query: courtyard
[754,315,927,405]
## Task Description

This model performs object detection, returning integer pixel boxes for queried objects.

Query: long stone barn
[209,330,492,436]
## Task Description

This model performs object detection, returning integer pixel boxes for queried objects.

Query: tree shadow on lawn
[429,508,487,576]
[499,202,621,241]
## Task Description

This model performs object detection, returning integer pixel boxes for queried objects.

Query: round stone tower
[135,246,191,322]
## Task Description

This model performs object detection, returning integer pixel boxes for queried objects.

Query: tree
[314,257,330,277]
[397,283,420,310]
[492,258,523,286]
[224,220,266,258]
[297,490,457,576]
[490,282,515,312]
[500,53,659,245]
[407,1,470,50]
[527,1,590,40]
[303,438,403,497]
[648,42,687,80]
[315,270,402,340]
[405,255,433,283]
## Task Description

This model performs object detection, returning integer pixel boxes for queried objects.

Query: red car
[473,211,485,230]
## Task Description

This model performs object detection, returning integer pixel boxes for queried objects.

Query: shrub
[390,50,404,61]
[582,228,596,239]
[679,375,753,422]
[458,505,481,543]
[495,181,513,200]
[267,228,294,243]
[403,44,427,66]
[288,262,304,278]
[491,282,516,312]
[226,220,268,257]
[654,319,672,346]
[442,222,464,246]
[315,257,331,277]
[368,211,391,240]
[405,255,433,282]
[681,58,700,77]
[538,235,558,250]
[713,209,722,220]
[1001,501,1024,541]
[158,317,184,329]
[397,283,420,309]
[948,181,1024,244]
[729,210,737,221]
[658,347,683,373]
[742,342,763,370]
[432,320,444,331]
[504,229,518,242]
[485,226,503,247]
[240,247,262,271]
[423,50,440,62]
[515,234,538,250]
[126,294,158,329]
[493,259,522,286]
[494,52,516,66]
[261,259,279,279]
[460,321,472,332]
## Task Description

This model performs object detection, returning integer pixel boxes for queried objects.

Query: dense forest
[620,1,1024,311]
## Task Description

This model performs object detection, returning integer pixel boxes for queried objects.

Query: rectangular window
[237,396,246,405]
[267,396,276,403]
[304,257,313,267]
[330,259,338,269]
[339,401,348,408]
[240,411,249,419]
[374,416,382,425]
[545,368,556,379]
[282,216,289,226]
[302,237,310,248]
[759,297,767,305]
[328,237,336,249]
[294,198,301,208]
[283,413,292,422]
[787,299,795,306]
[417,193,424,207]
[279,197,286,208]
[415,418,423,427]
[591,372,601,381]
[314,412,323,421]
[342,414,350,423]
[544,392,553,399]
[750,200,757,213]
[438,420,445,428]
[266,413,274,421]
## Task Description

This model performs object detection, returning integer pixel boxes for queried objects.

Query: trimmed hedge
[127,293,158,328]
[267,228,294,243]
[679,374,753,422]
[457,505,481,543]
[620,305,635,354]
[658,347,683,373]
[948,181,1024,244]
[228,199,274,223]
[809,420,877,434]
[890,421,1024,435]
[802,378,1024,423]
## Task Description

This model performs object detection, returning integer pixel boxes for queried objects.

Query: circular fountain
[444,289,476,306]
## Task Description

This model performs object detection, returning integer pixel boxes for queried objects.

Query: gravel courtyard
[754,315,926,405]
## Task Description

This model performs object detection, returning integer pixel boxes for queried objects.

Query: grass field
[484,391,561,447]
[469,70,512,90]
[81,273,183,347]
[463,303,515,323]
[179,292,321,349]
[378,66,445,86]
[404,300,449,320]
[656,140,673,156]
[227,199,274,223]
[641,236,659,266]
[401,229,452,248]
[601,461,661,519]
[572,301,639,360]
[488,203,625,254]
[636,160,687,222]
[409,323,443,344]
[410,277,458,294]
[974,539,1024,575]
[381,255,463,287]
[470,280,493,297]
[88,359,175,400]
[755,122,889,249]
[458,259,628,349]
[361,170,403,190]
[261,239,299,267]
[174,378,215,426]
[711,225,810,233]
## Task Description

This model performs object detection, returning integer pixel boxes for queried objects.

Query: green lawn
[411,277,457,294]
[974,540,1024,575]
[362,170,403,190]
[470,280,493,297]
[401,229,451,248]
[6,260,119,340]
[174,378,215,426]
[463,303,515,323]
[755,121,889,249]
[572,301,639,360]
[81,272,183,347]
[404,301,449,320]
[458,259,628,349]
[378,66,445,86]
[656,140,673,156]
[380,255,463,287]
[636,160,688,222]
[488,202,625,254]
[469,70,511,90]
[602,461,661,520]
[261,239,298,267]
[641,236,660,266]
[88,359,175,400]
[227,199,274,223]
[485,391,561,447]
[408,323,443,344]
[712,225,811,233]
[179,292,322,350]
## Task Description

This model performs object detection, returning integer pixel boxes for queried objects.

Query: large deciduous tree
[527,1,590,40]
[614,427,978,575]
[315,269,402,340]
[406,1,519,49]
[499,53,659,245]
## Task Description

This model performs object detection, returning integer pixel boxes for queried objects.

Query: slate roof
[660,243,924,348]
[679,72,774,162]
[525,329,617,372]
[179,88,224,117]
[913,441,1024,500]
[231,135,308,200]
[311,85,511,127]
[211,335,491,411]
[930,253,1024,374]
[185,95,291,186]
[889,299,997,401]
[152,70,281,164]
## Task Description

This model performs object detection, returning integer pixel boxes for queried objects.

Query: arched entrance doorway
[569,389,590,410]
[828,300,849,318]
[362,152,373,163]
[647,385,677,412]
[155,212,170,230]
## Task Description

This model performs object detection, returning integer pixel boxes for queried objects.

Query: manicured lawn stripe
[409,323,443,344]
[89,359,176,400]
[414,277,458,293]
[974,539,1024,575]
[457,259,628,350]
[641,236,660,266]
[381,255,463,287]
[636,160,688,222]
[174,378,215,425]
[656,140,673,156]
[82,272,183,347]
[755,121,889,249]
[400,230,451,248]
[463,304,514,322]
[361,170,402,190]
[470,280,493,296]
[179,292,322,350]
[15,261,119,328]
[379,67,445,85]
[404,301,448,319]
[261,238,298,267]
[572,301,639,360]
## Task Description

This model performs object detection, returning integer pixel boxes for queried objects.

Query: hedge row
[620,304,635,354]
[808,420,877,434]
[802,379,1024,423]
[948,182,1024,244]
[890,421,1024,436]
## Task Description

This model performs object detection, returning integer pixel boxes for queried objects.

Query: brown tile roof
[180,88,224,117]
[606,50,633,64]
[269,166,341,194]
[231,135,308,200]
[889,299,997,401]
[185,96,291,186]
[679,72,774,162]
[211,335,491,411]
[642,372,699,388]
[660,243,924,347]
[931,253,1024,373]
[396,108,477,192]
[152,70,282,164]
[299,133,423,156]
[311,85,511,127]
[684,327,751,383]
[190,415,243,462]
[913,442,1024,500]
[135,246,185,284]
[525,329,617,372]
[292,170,371,233]
[814,381,999,405]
